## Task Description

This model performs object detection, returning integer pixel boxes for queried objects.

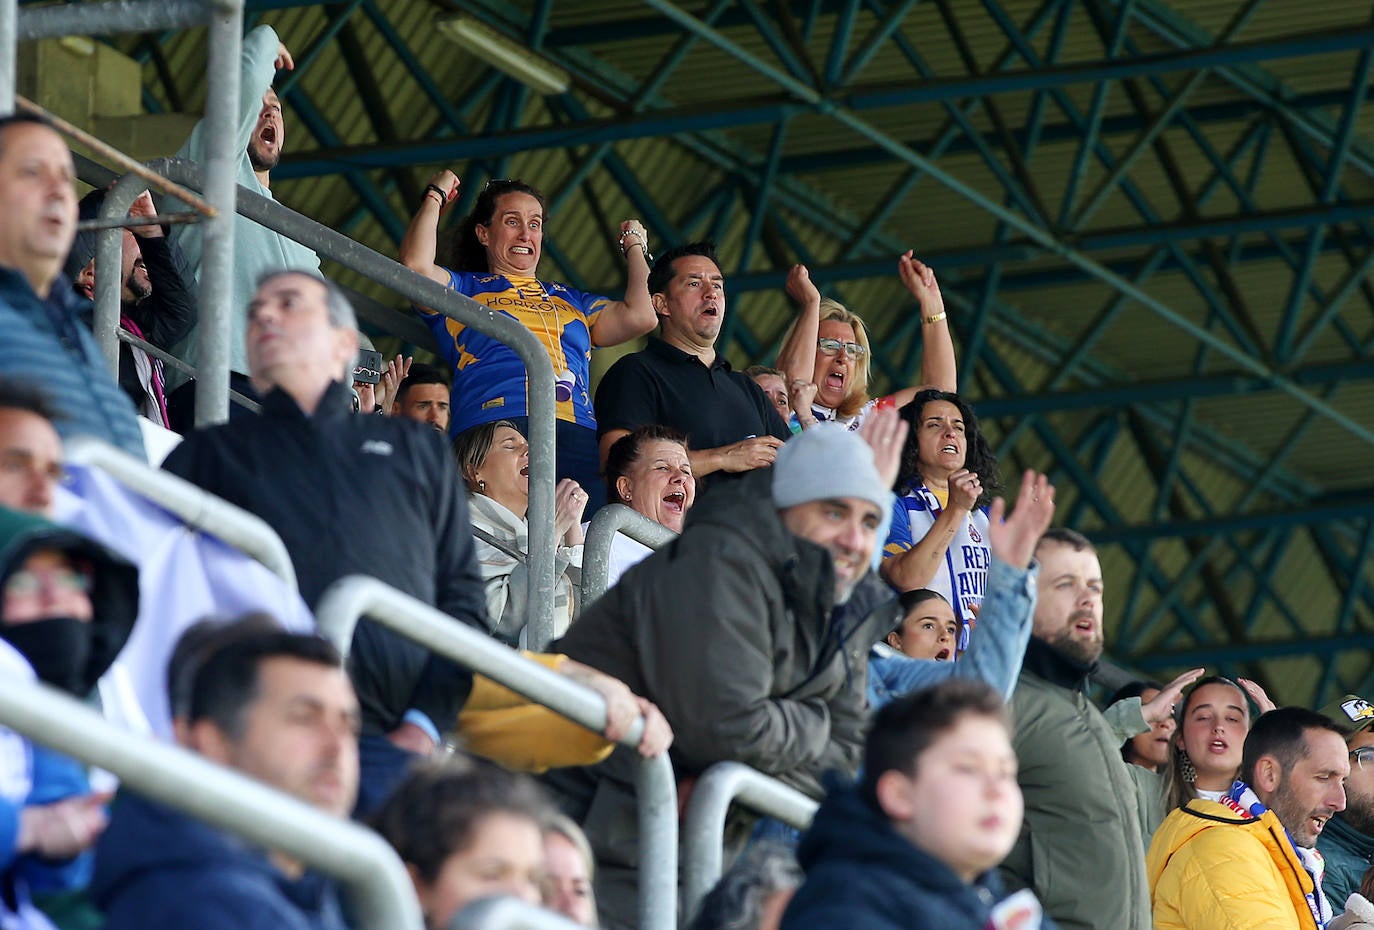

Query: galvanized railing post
[194,0,243,427]
[0,676,423,930]
[680,761,818,919]
[580,504,677,606]
[93,173,159,372]
[314,575,679,930]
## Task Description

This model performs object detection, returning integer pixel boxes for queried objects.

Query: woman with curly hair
[880,389,1001,650]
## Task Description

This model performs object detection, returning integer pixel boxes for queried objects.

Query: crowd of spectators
[1,19,1370,930]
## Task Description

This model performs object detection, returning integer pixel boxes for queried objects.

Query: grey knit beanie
[771,423,888,511]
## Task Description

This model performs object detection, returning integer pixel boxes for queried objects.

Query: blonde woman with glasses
[775,253,956,431]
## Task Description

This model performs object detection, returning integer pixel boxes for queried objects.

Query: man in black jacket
[68,189,197,429]
[162,269,488,813]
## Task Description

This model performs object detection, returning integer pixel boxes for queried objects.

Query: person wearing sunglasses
[774,252,956,432]
[401,172,658,512]
[1317,694,1374,911]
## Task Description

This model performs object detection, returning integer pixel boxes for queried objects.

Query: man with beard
[1148,707,1349,930]
[998,528,1193,930]
[1317,694,1374,908]
[68,189,197,427]
[166,24,321,427]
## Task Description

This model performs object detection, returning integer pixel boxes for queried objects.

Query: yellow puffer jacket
[1146,798,1318,930]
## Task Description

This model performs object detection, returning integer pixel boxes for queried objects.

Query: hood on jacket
[90,791,337,919]
[789,778,1009,925]
[0,505,139,692]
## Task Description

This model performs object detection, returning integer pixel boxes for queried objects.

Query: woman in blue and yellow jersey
[401,171,657,510]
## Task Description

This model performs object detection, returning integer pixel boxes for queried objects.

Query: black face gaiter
[0,617,92,695]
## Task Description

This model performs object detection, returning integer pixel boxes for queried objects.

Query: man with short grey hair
[163,269,488,813]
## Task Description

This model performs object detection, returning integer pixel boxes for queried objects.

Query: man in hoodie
[165,24,321,427]
[547,421,1054,930]
[0,506,139,930]
[92,628,358,930]
[781,679,1049,930]
[1147,707,1349,930]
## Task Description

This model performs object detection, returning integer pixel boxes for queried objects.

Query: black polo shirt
[594,337,791,452]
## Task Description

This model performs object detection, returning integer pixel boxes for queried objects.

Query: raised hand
[128,190,163,239]
[376,354,412,414]
[1237,677,1276,715]
[425,169,460,211]
[274,42,295,72]
[789,378,818,428]
[1142,667,1208,726]
[618,219,649,260]
[898,251,945,317]
[786,263,821,308]
[986,470,1055,569]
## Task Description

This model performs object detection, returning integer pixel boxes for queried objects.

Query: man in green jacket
[1317,693,1374,909]
[999,528,1180,930]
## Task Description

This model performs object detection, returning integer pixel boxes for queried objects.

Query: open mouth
[1311,815,1329,836]
[701,304,720,317]
[259,125,277,146]
[826,373,845,391]
[934,648,951,661]
[662,489,686,513]
[940,443,959,454]
[76,282,93,299]
[511,246,534,255]
[519,465,529,477]
[1208,738,1228,753]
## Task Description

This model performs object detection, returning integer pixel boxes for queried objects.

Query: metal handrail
[0,675,422,930]
[580,503,677,607]
[680,761,818,918]
[63,435,297,589]
[449,897,584,930]
[313,574,679,930]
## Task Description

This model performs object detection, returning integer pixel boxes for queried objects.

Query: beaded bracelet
[618,228,653,263]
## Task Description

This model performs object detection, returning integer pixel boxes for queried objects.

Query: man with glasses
[1317,694,1374,909]
[594,241,791,487]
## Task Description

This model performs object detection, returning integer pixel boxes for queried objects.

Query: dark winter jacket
[162,382,488,735]
[0,265,144,457]
[90,792,347,930]
[784,780,1055,930]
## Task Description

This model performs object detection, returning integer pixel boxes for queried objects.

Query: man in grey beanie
[548,411,1056,929]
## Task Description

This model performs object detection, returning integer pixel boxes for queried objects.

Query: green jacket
[1317,812,1374,910]
[999,639,1152,930]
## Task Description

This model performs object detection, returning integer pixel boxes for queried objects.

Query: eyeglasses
[5,566,93,598]
[817,337,866,360]
[1352,747,1374,771]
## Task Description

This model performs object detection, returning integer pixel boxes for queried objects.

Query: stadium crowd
[1,20,1372,930]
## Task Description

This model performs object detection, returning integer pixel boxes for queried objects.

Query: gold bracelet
[924,311,947,324]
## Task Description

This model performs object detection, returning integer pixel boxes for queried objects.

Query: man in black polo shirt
[595,242,791,484]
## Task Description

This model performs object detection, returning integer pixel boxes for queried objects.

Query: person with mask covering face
[0,505,138,930]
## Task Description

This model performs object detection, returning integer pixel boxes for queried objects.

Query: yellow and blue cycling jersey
[420,268,609,435]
